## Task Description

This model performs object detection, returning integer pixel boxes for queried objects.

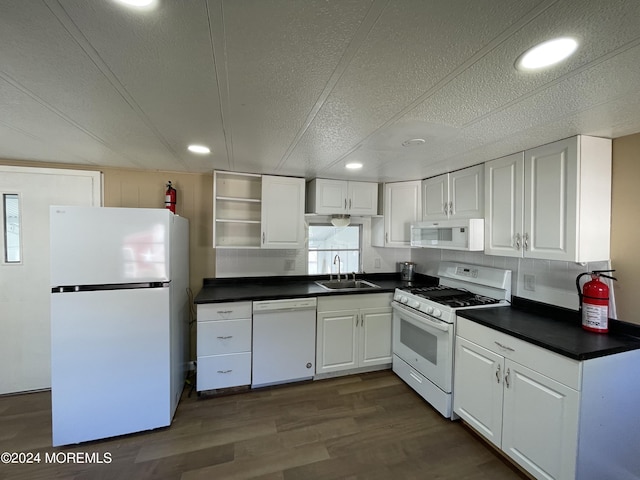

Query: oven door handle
[392,303,451,332]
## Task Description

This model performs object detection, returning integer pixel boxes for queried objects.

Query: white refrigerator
[50,206,189,446]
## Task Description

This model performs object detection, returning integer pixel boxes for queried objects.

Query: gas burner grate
[403,285,500,307]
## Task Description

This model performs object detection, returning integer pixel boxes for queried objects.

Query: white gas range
[392,262,512,418]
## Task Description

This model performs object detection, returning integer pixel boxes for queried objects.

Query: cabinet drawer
[197,302,252,321]
[197,352,251,390]
[197,319,252,356]
[457,318,581,390]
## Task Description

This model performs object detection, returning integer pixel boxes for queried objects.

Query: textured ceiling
[1,0,639,182]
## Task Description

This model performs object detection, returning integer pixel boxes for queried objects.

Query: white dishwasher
[252,297,317,388]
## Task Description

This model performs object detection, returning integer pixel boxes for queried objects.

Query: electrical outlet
[284,259,295,271]
[524,274,536,291]
[374,258,381,268]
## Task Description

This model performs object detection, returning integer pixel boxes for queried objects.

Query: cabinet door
[484,153,524,257]
[450,165,484,218]
[261,175,305,249]
[453,337,504,448]
[359,307,392,367]
[384,181,422,247]
[422,175,448,221]
[313,179,347,214]
[316,310,358,374]
[347,181,378,215]
[502,359,579,480]
[524,138,578,261]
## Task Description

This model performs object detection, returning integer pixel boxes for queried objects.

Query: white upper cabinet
[306,178,378,216]
[261,175,305,249]
[372,180,421,248]
[422,165,484,221]
[484,136,612,262]
[213,171,305,249]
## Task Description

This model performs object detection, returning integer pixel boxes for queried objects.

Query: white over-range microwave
[410,219,484,251]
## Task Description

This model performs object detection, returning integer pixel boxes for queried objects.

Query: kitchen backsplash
[410,248,616,316]
[215,217,412,278]
[215,218,616,316]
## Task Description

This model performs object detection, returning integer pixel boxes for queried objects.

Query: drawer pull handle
[217,336,233,339]
[496,364,501,383]
[494,341,515,352]
[217,370,232,374]
[217,310,233,314]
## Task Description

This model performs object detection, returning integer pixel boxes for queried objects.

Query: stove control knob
[432,308,442,318]
[410,300,420,309]
[425,305,434,314]
[400,296,408,304]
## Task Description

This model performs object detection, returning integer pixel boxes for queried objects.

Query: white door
[0,166,101,394]
[502,359,580,480]
[524,138,578,261]
[422,175,448,221]
[384,181,421,247]
[484,153,524,257]
[449,165,484,218]
[316,310,358,374]
[261,175,305,249]
[347,181,377,216]
[315,179,347,214]
[453,337,505,448]
[359,307,392,367]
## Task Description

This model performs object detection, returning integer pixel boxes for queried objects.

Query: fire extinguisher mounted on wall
[576,269,617,333]
[165,181,177,214]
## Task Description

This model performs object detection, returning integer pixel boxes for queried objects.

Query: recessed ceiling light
[516,37,578,71]
[188,144,211,154]
[345,162,363,170]
[114,0,156,8]
[402,138,426,147]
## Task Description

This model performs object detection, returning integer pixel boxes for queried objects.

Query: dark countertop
[457,297,640,361]
[193,273,437,304]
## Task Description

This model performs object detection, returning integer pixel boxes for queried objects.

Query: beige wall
[611,133,640,325]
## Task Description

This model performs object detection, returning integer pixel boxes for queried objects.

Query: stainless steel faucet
[333,254,341,282]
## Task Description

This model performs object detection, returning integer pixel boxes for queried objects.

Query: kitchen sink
[314,279,381,291]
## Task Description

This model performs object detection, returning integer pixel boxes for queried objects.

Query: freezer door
[51,287,171,446]
[51,206,172,286]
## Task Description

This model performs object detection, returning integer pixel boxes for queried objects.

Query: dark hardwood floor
[0,371,528,480]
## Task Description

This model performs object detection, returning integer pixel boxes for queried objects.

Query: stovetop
[401,285,501,308]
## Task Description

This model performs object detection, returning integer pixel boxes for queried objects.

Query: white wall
[215,216,412,277]
[411,248,616,315]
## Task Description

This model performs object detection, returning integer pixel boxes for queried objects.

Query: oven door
[392,302,454,392]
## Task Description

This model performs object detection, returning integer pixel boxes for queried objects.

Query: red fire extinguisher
[165,181,176,214]
[576,270,616,333]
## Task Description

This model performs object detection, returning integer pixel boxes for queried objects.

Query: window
[3,194,21,263]
[308,224,360,275]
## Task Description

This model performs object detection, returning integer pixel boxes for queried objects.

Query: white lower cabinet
[196,302,252,391]
[316,294,392,376]
[454,318,640,480]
